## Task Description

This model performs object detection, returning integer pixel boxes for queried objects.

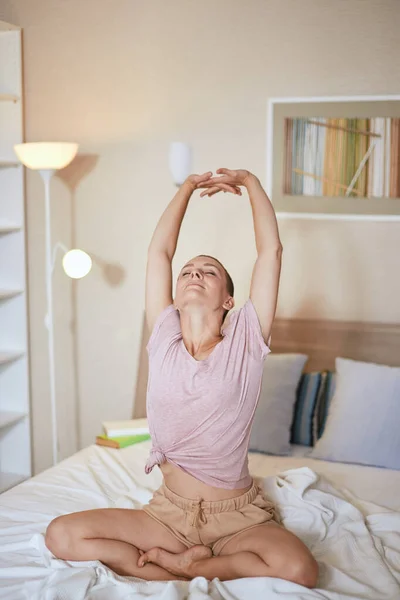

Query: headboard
[133,315,400,418]
[270,318,400,372]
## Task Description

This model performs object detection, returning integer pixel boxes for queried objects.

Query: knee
[286,554,319,589]
[45,516,75,559]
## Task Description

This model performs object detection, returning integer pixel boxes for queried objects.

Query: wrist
[182,179,196,194]
[244,172,259,188]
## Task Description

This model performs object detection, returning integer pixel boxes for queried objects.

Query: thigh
[48,508,186,554]
[219,522,313,566]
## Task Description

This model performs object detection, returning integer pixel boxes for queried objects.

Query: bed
[1,317,400,600]
[1,441,400,599]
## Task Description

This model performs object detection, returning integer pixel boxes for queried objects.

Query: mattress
[0,440,399,600]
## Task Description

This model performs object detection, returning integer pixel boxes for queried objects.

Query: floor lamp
[14,142,92,466]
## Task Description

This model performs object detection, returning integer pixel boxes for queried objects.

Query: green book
[96,433,151,449]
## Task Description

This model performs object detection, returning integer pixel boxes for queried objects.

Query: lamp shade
[168,142,192,186]
[14,142,79,170]
[62,249,92,279]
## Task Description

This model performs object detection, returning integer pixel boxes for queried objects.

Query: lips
[186,282,204,289]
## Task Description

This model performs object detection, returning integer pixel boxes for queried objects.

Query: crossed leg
[45,508,189,580]
[138,522,319,588]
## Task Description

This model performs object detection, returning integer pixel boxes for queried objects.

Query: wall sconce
[168,142,192,186]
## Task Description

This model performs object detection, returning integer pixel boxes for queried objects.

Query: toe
[138,553,148,567]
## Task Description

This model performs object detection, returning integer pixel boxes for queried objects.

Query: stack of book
[96,418,150,449]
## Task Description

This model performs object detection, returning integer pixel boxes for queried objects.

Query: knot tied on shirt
[145,447,166,474]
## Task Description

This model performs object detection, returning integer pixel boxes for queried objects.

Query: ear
[223,296,235,311]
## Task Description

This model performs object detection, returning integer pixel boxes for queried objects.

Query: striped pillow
[313,371,336,441]
[290,372,323,446]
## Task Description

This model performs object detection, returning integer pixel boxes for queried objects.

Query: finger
[200,184,241,196]
[200,186,219,197]
[216,168,234,176]
[205,175,231,185]
[221,184,241,195]
[137,553,148,567]
[198,181,232,190]
[193,172,213,184]
[210,182,240,193]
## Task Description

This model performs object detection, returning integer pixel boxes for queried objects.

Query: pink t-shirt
[145,300,270,489]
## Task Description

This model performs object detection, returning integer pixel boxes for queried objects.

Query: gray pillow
[310,357,400,470]
[249,354,308,455]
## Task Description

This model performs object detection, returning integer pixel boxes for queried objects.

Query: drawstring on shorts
[190,498,208,528]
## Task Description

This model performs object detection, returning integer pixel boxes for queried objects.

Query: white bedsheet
[0,441,399,600]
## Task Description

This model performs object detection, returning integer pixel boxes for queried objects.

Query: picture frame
[266,95,400,219]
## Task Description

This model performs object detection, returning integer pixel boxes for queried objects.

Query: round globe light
[62,249,92,279]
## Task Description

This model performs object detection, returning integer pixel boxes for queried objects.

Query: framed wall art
[266,95,400,218]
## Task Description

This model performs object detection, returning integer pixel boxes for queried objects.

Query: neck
[179,306,224,356]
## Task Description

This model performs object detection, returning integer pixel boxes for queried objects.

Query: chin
[177,294,208,311]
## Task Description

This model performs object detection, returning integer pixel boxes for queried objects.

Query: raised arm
[146,172,241,332]
[200,169,282,342]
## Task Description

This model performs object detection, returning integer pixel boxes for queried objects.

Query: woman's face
[174,256,234,314]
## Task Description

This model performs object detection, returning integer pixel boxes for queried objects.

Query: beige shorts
[142,479,281,556]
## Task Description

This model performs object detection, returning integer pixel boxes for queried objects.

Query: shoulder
[223,300,270,360]
[147,304,181,354]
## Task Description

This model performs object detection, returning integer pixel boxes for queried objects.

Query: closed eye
[182,272,190,276]
[206,271,216,276]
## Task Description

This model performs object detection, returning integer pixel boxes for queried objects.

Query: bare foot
[137,544,212,577]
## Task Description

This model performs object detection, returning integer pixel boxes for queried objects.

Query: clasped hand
[186,168,251,198]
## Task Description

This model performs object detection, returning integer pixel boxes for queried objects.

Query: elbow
[259,243,283,261]
[147,246,173,262]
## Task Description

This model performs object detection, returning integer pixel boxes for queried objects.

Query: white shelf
[0,351,24,365]
[0,410,27,430]
[0,20,31,488]
[0,93,19,102]
[0,221,22,234]
[0,472,28,494]
[0,289,23,300]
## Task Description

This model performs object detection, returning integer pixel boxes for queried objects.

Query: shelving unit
[0,20,31,493]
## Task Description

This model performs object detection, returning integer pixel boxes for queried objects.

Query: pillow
[290,372,323,446]
[310,357,400,470]
[249,354,308,455]
[312,370,336,441]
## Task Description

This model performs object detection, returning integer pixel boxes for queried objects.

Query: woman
[45,169,318,587]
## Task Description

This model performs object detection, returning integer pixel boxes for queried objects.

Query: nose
[190,269,202,280]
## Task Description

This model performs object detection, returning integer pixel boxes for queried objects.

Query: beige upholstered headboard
[133,314,400,418]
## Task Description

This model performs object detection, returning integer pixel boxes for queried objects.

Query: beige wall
[0,0,399,474]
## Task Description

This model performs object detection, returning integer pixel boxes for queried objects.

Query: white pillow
[249,354,308,455]
[310,357,400,470]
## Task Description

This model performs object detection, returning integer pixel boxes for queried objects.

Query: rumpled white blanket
[0,442,399,600]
